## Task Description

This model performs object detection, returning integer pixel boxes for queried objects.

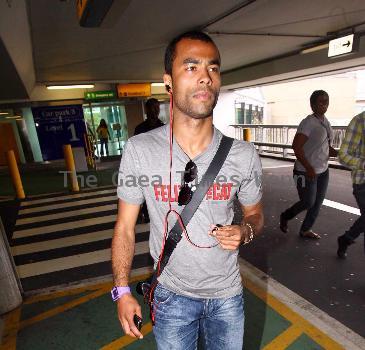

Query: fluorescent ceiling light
[300,43,329,54]
[151,83,165,87]
[0,112,9,115]
[47,84,95,90]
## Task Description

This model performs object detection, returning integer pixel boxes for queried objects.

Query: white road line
[16,240,150,279]
[18,195,117,215]
[16,204,118,225]
[239,258,365,350]
[24,191,71,199]
[12,230,113,256]
[13,215,116,239]
[20,188,116,207]
[24,185,114,200]
[11,223,150,256]
[323,199,361,216]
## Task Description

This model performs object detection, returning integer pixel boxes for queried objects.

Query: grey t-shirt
[295,114,334,174]
[117,125,262,299]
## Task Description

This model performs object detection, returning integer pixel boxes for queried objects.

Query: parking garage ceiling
[1,0,365,100]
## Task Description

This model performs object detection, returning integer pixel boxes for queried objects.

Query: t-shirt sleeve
[296,118,311,137]
[117,140,145,205]
[237,143,263,206]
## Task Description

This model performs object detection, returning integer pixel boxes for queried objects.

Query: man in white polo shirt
[280,90,338,239]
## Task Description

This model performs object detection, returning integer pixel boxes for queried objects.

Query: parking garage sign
[32,105,86,161]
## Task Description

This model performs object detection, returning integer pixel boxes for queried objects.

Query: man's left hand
[209,225,248,250]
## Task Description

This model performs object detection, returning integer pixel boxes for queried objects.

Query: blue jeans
[282,169,329,232]
[100,138,109,156]
[344,182,365,248]
[153,284,244,350]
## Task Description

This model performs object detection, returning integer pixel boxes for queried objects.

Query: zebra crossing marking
[12,224,150,256]
[16,240,150,279]
[18,195,117,215]
[20,188,116,207]
[13,215,117,239]
[10,188,152,292]
[16,203,118,225]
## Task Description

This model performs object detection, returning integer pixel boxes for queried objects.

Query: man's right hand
[117,293,143,339]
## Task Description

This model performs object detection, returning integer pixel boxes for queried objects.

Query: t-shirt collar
[166,125,221,163]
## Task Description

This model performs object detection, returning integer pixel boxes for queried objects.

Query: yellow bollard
[63,144,79,192]
[6,150,25,199]
[243,128,251,142]
[83,133,91,167]
[84,133,95,169]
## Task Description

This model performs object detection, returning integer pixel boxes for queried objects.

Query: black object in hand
[133,314,143,331]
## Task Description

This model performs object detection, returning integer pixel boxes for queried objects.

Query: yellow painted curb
[243,276,345,350]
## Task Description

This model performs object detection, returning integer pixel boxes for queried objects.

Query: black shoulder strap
[156,135,234,277]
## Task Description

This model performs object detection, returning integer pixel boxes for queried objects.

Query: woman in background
[97,119,111,157]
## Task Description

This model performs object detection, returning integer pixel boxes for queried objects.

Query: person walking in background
[97,119,111,157]
[280,90,338,239]
[134,98,164,135]
[134,98,164,223]
[337,112,365,258]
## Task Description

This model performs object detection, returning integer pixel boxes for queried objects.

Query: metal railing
[230,124,347,157]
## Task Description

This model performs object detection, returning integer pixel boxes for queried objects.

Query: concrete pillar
[0,218,22,314]
[124,101,144,137]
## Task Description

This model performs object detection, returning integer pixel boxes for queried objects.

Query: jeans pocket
[154,284,174,305]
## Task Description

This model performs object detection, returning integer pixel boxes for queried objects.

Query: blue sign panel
[32,105,86,161]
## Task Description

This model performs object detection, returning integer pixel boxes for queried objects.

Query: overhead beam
[0,39,28,100]
[221,34,365,89]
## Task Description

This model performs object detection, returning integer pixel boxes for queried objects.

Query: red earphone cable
[157,93,217,276]
[150,90,220,322]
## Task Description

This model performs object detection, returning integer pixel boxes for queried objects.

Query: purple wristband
[111,286,131,302]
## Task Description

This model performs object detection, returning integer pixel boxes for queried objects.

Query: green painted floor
[5,279,330,350]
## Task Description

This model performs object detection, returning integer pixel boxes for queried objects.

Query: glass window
[235,102,245,124]
[83,102,128,157]
[234,102,264,125]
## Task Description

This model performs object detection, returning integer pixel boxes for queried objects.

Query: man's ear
[163,73,172,94]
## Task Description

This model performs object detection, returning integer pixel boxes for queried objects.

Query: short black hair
[310,90,329,107]
[164,31,219,75]
[145,98,159,110]
[145,98,159,118]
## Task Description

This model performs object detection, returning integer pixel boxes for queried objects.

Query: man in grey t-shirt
[280,90,338,239]
[111,31,264,349]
